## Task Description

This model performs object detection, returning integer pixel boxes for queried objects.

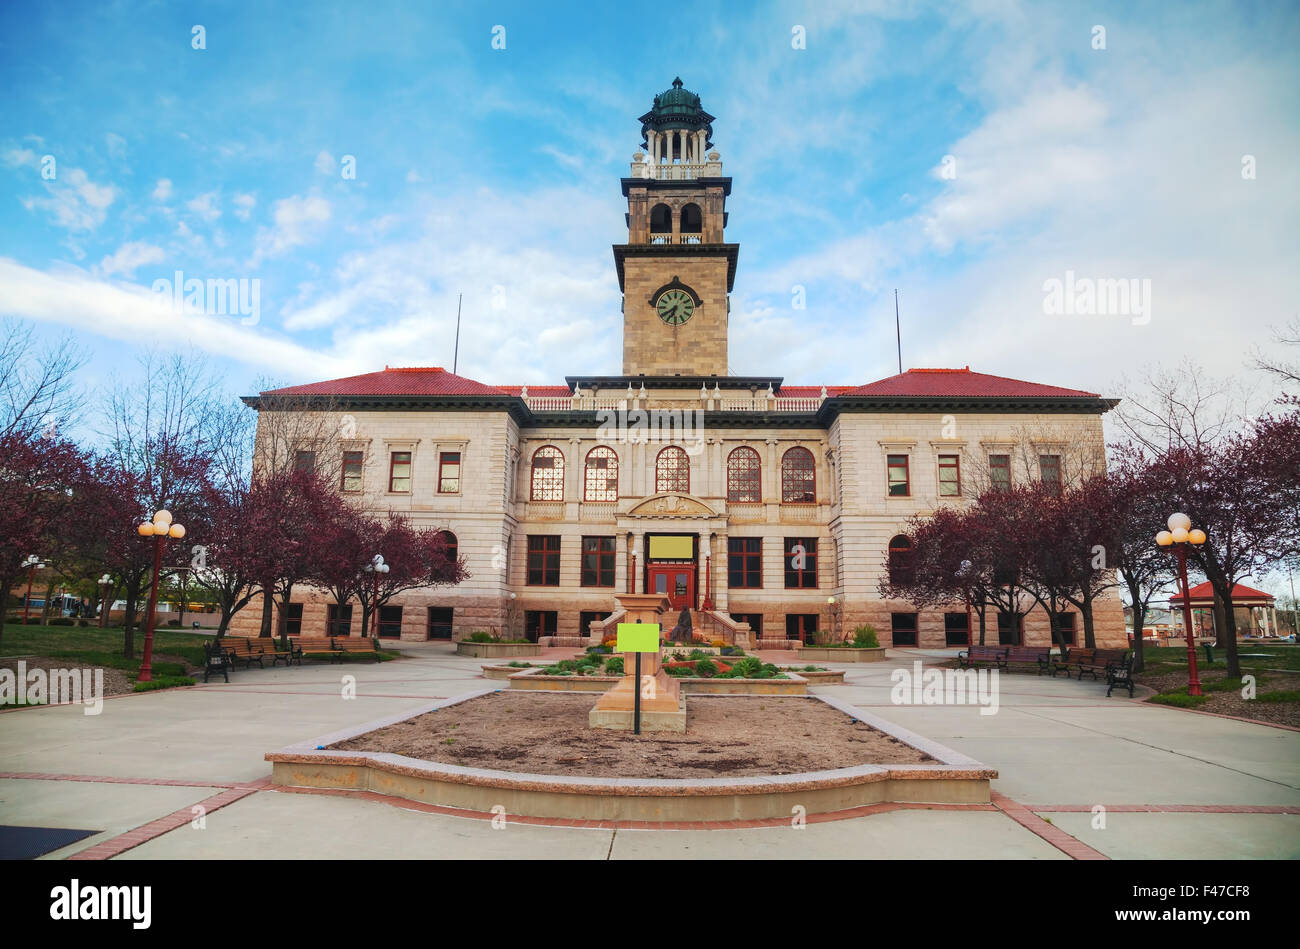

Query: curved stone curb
[265,689,997,821]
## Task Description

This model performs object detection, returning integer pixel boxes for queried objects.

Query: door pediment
[623,492,717,517]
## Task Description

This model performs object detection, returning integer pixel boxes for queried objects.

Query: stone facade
[233,79,1127,651]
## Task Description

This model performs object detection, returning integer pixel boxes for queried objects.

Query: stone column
[765,438,779,507]
[630,531,644,594]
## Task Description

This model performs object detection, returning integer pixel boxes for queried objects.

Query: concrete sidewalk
[1,646,1296,859]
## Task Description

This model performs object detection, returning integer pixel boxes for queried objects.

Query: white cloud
[95,241,166,278]
[232,192,256,221]
[186,191,221,223]
[105,133,127,160]
[152,178,173,201]
[314,150,335,175]
[20,166,117,232]
[250,194,331,265]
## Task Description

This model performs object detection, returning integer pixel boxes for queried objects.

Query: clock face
[656,288,694,325]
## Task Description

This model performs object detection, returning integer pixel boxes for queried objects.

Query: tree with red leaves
[352,517,468,640]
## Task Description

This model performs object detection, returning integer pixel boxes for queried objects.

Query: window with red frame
[580,536,616,587]
[783,537,818,588]
[438,451,461,493]
[728,537,762,588]
[584,446,619,501]
[726,446,761,502]
[655,446,690,494]
[530,446,565,501]
[989,454,1011,492]
[526,535,560,586]
[388,451,412,493]
[340,451,364,493]
[887,454,910,496]
[938,454,961,497]
[781,447,816,502]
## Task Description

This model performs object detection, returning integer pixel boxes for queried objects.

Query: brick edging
[990,791,1108,860]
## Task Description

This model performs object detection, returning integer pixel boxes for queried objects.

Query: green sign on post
[616,623,660,653]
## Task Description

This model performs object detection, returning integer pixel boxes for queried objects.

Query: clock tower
[615,78,738,377]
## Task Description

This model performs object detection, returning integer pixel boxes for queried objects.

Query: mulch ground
[1137,667,1300,728]
[330,692,932,778]
[0,656,135,697]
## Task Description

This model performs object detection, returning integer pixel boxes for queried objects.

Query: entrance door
[648,566,695,611]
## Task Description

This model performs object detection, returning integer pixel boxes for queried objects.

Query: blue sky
[2,0,1298,411]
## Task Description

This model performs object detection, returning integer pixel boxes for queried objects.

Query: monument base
[589,694,687,733]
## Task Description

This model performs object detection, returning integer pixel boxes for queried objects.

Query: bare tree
[1252,316,1300,403]
[1111,361,1260,455]
[0,319,87,439]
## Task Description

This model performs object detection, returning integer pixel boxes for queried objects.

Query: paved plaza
[2,644,1297,860]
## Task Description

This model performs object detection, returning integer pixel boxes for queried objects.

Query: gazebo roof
[1168,581,1275,607]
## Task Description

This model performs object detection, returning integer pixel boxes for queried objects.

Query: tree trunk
[40,579,55,624]
[276,582,293,649]
[122,591,138,658]
[1081,593,1097,649]
[259,583,273,637]
[1127,576,1147,673]
[1220,594,1241,678]
[1213,594,1229,648]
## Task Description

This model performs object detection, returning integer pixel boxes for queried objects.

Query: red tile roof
[838,367,1100,399]
[498,385,572,397]
[262,367,507,397]
[1168,581,1275,604]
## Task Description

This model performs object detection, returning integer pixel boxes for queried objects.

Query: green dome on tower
[639,78,715,150]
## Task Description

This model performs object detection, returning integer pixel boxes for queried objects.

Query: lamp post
[364,554,389,639]
[826,596,840,644]
[1156,512,1206,697]
[21,554,46,623]
[136,510,185,682]
[97,574,113,629]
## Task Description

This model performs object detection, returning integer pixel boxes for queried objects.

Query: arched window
[655,446,690,494]
[584,446,619,502]
[650,203,672,237]
[888,535,914,586]
[529,446,565,501]
[781,447,816,503]
[680,203,702,233]
[439,530,458,563]
[726,446,761,502]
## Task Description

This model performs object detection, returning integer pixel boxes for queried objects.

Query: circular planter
[798,647,888,663]
[456,641,541,659]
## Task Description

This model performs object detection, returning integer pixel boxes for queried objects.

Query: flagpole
[452,292,462,375]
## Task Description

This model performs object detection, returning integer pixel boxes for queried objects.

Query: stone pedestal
[589,593,686,732]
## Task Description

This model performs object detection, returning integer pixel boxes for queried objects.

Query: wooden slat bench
[331,636,381,661]
[1004,645,1053,675]
[220,637,269,669]
[1055,647,1128,680]
[292,637,339,662]
[957,645,1008,671]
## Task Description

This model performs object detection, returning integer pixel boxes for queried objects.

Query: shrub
[853,624,880,648]
[693,658,718,677]
[604,657,624,676]
[710,639,726,648]
[133,675,196,692]
[720,645,744,656]
[466,631,495,643]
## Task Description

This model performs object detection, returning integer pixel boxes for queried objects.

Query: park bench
[1055,647,1128,680]
[1004,645,1053,675]
[292,637,339,662]
[1106,651,1135,697]
[203,640,233,683]
[957,645,1008,671]
[331,636,382,661]
[220,637,270,669]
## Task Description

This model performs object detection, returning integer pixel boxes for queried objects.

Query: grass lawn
[0,623,402,684]
[1135,644,1300,727]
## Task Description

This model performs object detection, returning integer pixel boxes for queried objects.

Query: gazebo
[1167,581,1279,639]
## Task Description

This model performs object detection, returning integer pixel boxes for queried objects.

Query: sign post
[616,621,660,736]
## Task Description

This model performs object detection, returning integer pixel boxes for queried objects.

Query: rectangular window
[887,454,910,496]
[727,537,762,589]
[282,603,303,637]
[427,607,454,640]
[294,450,316,473]
[580,536,616,587]
[341,450,364,493]
[891,612,918,646]
[378,606,403,639]
[579,610,612,638]
[438,451,461,494]
[526,535,561,586]
[524,610,557,642]
[389,451,412,493]
[1039,454,1062,493]
[997,612,1023,646]
[783,537,818,588]
[938,454,961,497]
[785,614,818,642]
[944,611,970,647]
[989,454,1011,492]
[327,604,353,636]
[1053,612,1077,646]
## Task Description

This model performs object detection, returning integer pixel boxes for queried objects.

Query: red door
[648,566,695,611]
